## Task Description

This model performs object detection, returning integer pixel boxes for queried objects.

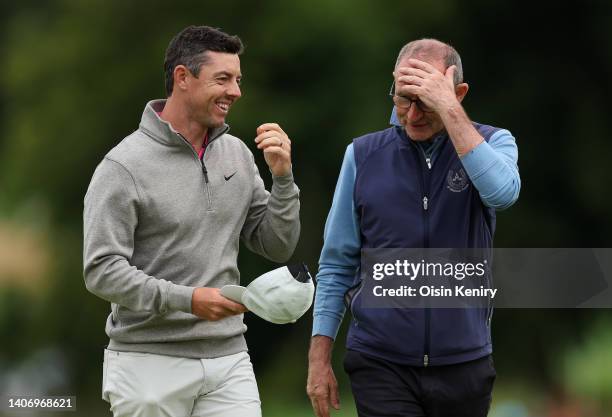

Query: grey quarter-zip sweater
[83,100,300,358]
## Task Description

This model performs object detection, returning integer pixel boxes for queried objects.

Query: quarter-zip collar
[139,99,229,148]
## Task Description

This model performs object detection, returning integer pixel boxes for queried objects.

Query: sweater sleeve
[240,154,301,263]
[460,129,521,210]
[83,158,194,314]
[313,144,361,340]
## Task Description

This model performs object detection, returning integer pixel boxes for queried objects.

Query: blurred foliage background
[1,0,612,416]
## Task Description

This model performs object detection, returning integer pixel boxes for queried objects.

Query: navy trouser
[343,350,496,417]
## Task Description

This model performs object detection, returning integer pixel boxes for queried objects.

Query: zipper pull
[423,196,428,211]
[424,354,429,367]
[426,157,431,169]
[201,163,209,183]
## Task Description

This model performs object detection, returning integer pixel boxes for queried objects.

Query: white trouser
[102,349,261,417]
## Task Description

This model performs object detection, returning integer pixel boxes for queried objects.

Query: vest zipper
[422,181,431,368]
[415,141,432,368]
[417,140,434,170]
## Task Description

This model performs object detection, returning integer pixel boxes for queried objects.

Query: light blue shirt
[312,110,521,339]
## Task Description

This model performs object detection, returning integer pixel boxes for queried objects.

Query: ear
[173,65,190,92]
[455,83,469,103]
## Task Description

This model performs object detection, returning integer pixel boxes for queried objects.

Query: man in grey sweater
[83,25,300,417]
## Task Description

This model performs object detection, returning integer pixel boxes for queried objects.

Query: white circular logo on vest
[446,169,469,192]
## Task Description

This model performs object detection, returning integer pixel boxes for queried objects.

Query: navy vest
[346,123,501,366]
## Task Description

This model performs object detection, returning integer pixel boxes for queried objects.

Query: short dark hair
[164,25,244,96]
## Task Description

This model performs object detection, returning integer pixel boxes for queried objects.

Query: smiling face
[183,51,242,129]
[394,55,447,141]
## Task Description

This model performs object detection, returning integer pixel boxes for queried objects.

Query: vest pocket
[344,280,365,324]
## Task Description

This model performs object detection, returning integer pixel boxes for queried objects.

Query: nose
[406,103,422,121]
[228,80,242,99]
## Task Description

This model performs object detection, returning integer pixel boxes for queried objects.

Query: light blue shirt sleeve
[460,129,521,210]
[312,144,361,340]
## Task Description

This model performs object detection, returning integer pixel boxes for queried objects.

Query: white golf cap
[220,264,315,324]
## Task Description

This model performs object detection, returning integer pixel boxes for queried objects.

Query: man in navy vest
[306,39,521,417]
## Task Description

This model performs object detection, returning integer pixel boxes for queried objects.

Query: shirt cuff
[312,314,343,340]
[272,170,300,198]
[166,283,195,314]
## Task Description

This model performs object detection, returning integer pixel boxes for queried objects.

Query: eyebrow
[212,71,241,78]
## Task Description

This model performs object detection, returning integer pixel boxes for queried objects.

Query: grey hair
[395,38,463,85]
